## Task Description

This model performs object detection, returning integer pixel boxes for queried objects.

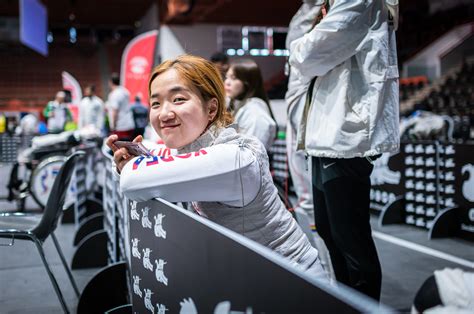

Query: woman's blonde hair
[148,54,233,128]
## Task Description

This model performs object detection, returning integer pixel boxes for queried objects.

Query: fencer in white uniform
[108,55,328,282]
[224,59,277,151]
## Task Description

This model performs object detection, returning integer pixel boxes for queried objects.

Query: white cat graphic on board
[155,259,168,286]
[132,238,141,259]
[154,213,167,239]
[130,201,140,220]
[144,288,154,313]
[143,248,154,271]
[142,207,153,229]
[157,303,168,314]
[132,275,142,298]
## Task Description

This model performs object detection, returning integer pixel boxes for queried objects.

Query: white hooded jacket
[289,0,400,158]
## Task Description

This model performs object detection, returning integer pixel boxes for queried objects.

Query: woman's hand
[106,135,143,173]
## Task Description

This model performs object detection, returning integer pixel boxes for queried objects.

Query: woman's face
[149,69,217,149]
[224,68,245,100]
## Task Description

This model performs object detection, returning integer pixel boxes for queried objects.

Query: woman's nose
[159,102,175,121]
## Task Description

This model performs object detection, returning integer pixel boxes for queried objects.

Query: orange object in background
[400,76,429,86]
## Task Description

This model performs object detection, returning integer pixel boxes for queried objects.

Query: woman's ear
[207,98,218,121]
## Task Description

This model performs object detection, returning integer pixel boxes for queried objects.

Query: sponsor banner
[120,30,158,106]
[62,71,82,122]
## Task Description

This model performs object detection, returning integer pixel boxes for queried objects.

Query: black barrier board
[370,141,474,240]
[453,144,474,241]
[128,199,389,313]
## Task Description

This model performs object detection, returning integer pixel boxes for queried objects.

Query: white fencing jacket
[120,126,327,280]
[234,97,277,151]
[289,0,400,158]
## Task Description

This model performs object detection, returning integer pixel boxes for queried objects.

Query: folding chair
[0,151,85,313]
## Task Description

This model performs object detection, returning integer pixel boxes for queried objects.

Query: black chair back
[33,151,85,242]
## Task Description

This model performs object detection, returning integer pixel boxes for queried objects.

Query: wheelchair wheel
[29,154,68,209]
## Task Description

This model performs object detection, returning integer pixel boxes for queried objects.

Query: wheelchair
[6,134,81,211]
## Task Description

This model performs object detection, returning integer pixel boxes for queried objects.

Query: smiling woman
[148,65,221,148]
[106,54,329,282]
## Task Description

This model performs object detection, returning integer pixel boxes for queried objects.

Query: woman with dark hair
[106,55,328,282]
[224,59,277,151]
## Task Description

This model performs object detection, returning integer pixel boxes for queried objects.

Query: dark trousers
[312,156,382,300]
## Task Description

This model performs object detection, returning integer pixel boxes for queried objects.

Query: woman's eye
[174,97,186,103]
[151,102,160,108]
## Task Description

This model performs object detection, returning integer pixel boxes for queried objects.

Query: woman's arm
[120,143,261,206]
[289,0,370,78]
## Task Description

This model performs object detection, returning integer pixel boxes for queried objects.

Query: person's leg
[312,157,350,285]
[321,158,382,300]
[286,102,315,226]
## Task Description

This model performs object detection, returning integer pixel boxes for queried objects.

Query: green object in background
[64,121,77,131]
[277,130,286,140]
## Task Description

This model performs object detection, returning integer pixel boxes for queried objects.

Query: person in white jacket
[285,0,324,240]
[224,59,277,151]
[78,85,105,134]
[106,55,328,282]
[289,0,400,300]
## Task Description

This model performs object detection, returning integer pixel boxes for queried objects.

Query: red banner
[120,30,158,106]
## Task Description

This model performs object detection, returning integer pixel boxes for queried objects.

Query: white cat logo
[142,207,153,229]
[213,301,253,314]
[416,217,425,227]
[143,248,154,271]
[179,298,197,314]
[157,303,168,314]
[133,275,142,298]
[426,195,436,205]
[155,259,168,286]
[382,191,388,203]
[375,190,381,202]
[445,145,455,155]
[415,144,424,154]
[132,238,141,259]
[154,214,167,239]
[144,288,154,313]
[415,156,424,166]
[131,201,140,220]
[445,198,455,207]
[371,153,401,185]
[425,145,435,154]
[416,205,424,215]
[426,208,436,217]
[462,164,474,202]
